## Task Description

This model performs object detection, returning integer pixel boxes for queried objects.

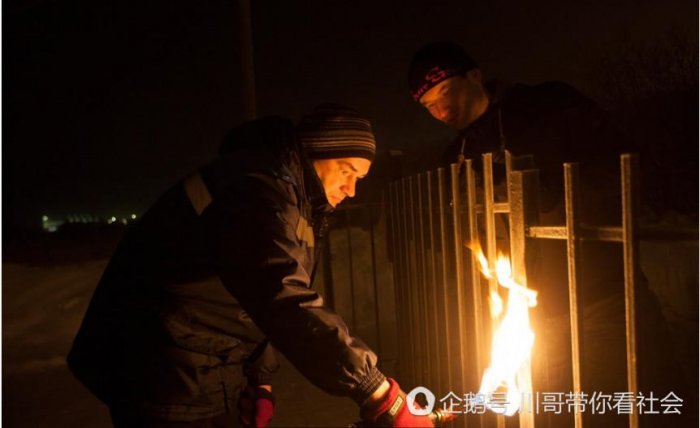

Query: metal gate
[386,152,697,428]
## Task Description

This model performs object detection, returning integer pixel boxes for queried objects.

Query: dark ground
[2,228,358,427]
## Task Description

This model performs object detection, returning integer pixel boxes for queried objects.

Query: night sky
[3,0,697,229]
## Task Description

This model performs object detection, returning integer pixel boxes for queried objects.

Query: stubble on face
[420,71,489,130]
[312,158,371,208]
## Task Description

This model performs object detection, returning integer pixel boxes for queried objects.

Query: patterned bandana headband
[410,65,467,101]
[408,41,479,102]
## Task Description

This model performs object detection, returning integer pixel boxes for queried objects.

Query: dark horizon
[3,0,697,230]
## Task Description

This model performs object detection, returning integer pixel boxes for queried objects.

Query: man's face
[419,69,489,130]
[312,157,371,208]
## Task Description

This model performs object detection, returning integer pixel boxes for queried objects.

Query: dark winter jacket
[67,116,385,421]
[442,81,633,316]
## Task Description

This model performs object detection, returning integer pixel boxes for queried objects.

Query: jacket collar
[298,144,334,217]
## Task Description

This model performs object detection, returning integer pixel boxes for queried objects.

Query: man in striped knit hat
[68,104,442,427]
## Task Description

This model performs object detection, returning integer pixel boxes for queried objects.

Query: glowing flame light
[471,242,504,318]
[470,242,537,416]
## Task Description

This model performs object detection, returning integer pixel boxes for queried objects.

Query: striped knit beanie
[297,104,376,162]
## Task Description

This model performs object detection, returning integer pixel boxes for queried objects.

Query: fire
[469,241,504,318]
[469,242,537,416]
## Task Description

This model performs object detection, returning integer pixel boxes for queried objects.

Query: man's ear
[467,68,483,83]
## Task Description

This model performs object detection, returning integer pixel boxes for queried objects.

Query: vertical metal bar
[450,163,471,423]
[482,153,500,311]
[401,178,417,383]
[409,176,427,384]
[345,209,357,332]
[368,203,382,359]
[322,223,336,310]
[386,186,403,366]
[621,154,640,428]
[482,153,505,428]
[426,171,443,394]
[417,174,432,385]
[465,160,486,377]
[508,170,539,428]
[411,175,425,383]
[437,168,454,389]
[564,163,584,428]
[391,182,409,380]
[465,160,487,428]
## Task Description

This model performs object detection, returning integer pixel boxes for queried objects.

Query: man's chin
[445,118,466,130]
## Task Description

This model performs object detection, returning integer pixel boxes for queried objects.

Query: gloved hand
[237,385,274,427]
[360,378,440,427]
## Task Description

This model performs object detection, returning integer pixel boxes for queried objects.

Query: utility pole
[237,0,256,120]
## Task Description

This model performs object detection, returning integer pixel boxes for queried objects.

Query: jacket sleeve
[243,340,279,386]
[204,175,386,405]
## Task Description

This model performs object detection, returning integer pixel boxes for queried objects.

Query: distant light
[131,214,137,220]
[110,216,117,222]
[121,218,128,225]
[48,226,57,233]
[42,215,49,222]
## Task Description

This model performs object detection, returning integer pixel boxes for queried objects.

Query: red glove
[237,385,275,427]
[360,378,435,427]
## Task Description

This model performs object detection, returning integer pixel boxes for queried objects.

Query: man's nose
[435,104,452,122]
[342,179,356,198]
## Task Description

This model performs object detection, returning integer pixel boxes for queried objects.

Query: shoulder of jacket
[196,156,303,216]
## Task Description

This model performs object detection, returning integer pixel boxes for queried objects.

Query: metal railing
[315,202,399,372]
[386,152,697,428]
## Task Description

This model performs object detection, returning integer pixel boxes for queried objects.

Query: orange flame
[468,242,537,416]
[467,240,504,318]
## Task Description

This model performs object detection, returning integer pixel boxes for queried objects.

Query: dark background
[2,3,697,427]
[3,0,698,230]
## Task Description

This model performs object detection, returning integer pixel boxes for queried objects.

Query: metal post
[409,176,426,383]
[465,160,486,376]
[392,182,409,381]
[417,174,436,387]
[388,184,402,374]
[564,163,584,428]
[437,168,454,389]
[345,209,357,332]
[237,0,256,120]
[465,160,488,428]
[426,171,443,394]
[322,229,335,310]
[400,178,417,382]
[508,170,540,428]
[414,175,429,384]
[450,163,472,428]
[482,154,501,320]
[482,153,505,428]
[367,203,382,359]
[621,154,640,428]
